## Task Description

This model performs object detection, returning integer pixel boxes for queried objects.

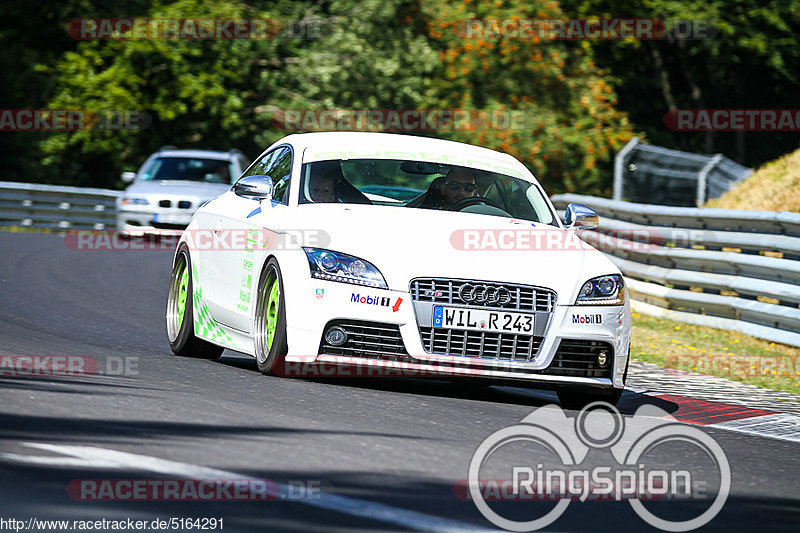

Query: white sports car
[166,132,630,407]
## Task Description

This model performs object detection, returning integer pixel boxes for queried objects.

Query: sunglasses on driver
[444,181,477,193]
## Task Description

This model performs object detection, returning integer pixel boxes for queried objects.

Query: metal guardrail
[0,181,121,229]
[2,180,798,345]
[551,193,800,347]
[613,137,752,207]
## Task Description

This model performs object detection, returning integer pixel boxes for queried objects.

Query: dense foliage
[0,0,797,195]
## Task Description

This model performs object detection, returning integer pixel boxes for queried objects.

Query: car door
[201,146,294,332]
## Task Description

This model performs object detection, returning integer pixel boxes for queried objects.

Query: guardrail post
[696,154,722,207]
[613,137,639,201]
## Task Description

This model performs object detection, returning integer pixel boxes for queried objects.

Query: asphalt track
[1,232,799,532]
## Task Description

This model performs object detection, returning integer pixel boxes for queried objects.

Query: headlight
[122,197,149,206]
[303,248,387,289]
[575,274,625,305]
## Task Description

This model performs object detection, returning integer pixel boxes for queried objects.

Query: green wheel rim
[265,276,280,350]
[176,261,188,329]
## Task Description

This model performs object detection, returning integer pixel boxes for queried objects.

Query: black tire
[254,258,288,375]
[166,248,224,359]
[557,388,623,410]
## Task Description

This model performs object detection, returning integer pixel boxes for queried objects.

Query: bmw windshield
[139,157,234,184]
[299,159,556,225]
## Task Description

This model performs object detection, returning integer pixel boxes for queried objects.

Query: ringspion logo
[466,403,729,531]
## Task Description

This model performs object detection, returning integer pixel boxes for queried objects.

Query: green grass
[0,225,59,233]
[631,311,800,396]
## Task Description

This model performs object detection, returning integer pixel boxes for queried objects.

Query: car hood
[124,180,231,199]
[271,204,619,303]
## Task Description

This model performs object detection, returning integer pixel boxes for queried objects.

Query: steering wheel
[448,196,503,211]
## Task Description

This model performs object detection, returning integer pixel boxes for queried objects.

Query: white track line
[639,391,800,443]
[711,413,800,444]
[0,443,497,533]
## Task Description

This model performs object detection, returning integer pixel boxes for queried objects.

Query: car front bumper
[282,278,631,389]
[117,208,195,234]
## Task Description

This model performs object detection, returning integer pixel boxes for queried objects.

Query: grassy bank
[631,311,800,396]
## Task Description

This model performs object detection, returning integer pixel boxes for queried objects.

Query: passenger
[307,160,371,204]
[309,172,336,203]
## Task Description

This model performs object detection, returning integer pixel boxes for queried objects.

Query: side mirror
[234,175,274,201]
[121,171,136,183]
[564,203,599,229]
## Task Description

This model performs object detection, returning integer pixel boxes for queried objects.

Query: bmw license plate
[433,306,534,334]
[153,213,191,225]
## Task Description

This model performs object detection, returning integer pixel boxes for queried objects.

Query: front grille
[318,320,408,360]
[419,326,544,361]
[178,200,192,209]
[545,340,613,378]
[410,278,555,312]
[159,200,171,208]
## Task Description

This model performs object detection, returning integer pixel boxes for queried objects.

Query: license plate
[153,213,191,224]
[433,306,535,334]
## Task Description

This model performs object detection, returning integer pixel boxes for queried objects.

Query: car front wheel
[254,258,288,375]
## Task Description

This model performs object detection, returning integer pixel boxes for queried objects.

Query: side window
[239,146,293,204]
[265,147,293,205]
[244,151,276,179]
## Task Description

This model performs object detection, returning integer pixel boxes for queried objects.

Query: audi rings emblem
[458,284,512,305]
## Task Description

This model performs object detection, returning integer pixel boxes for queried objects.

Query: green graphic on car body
[191,263,233,345]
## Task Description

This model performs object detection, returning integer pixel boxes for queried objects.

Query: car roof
[154,149,238,160]
[272,132,520,163]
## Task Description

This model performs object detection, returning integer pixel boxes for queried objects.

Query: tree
[33,0,637,196]
[418,0,637,194]
[560,0,800,167]
[37,0,313,187]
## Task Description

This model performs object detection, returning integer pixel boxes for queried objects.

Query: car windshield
[299,159,555,225]
[139,157,234,184]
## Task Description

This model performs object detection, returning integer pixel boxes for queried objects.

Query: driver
[441,167,477,208]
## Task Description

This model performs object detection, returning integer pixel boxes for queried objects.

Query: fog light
[324,326,347,346]
[597,350,609,367]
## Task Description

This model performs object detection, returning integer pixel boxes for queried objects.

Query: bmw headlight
[576,274,625,305]
[122,197,149,206]
[303,248,387,289]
